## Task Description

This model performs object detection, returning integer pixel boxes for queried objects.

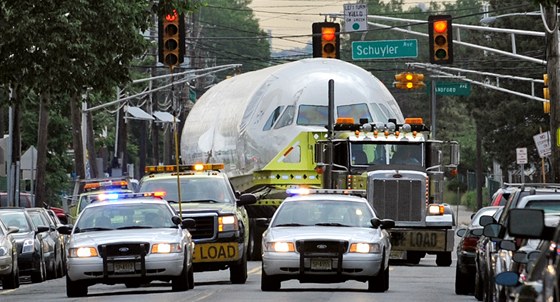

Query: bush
[461,188,490,211]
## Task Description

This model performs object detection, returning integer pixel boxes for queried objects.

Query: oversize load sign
[352,39,418,60]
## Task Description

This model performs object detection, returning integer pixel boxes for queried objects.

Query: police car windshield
[272,199,374,228]
[74,203,176,233]
[139,178,234,203]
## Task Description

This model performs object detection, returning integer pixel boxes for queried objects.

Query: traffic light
[394,72,425,90]
[312,22,340,59]
[428,15,453,64]
[158,9,185,69]
[544,73,550,114]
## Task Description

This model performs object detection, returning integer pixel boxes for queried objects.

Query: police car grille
[296,240,348,255]
[188,216,215,240]
[99,243,150,257]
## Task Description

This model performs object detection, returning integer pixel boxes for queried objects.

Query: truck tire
[249,220,263,261]
[436,252,452,267]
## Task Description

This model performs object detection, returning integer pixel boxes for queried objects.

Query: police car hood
[69,228,183,247]
[267,226,382,242]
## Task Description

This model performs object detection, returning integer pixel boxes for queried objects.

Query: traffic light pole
[545,7,560,183]
[430,78,437,139]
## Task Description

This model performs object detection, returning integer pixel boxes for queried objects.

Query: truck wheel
[406,251,421,265]
[436,252,452,267]
[230,251,247,284]
[250,221,262,261]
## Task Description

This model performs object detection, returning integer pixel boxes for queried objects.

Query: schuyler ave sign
[351,39,418,60]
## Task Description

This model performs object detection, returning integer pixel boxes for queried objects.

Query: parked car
[482,188,560,302]
[260,188,394,292]
[0,208,49,283]
[475,206,505,301]
[455,206,501,295]
[25,207,65,279]
[0,219,19,289]
[0,192,34,208]
[490,184,520,206]
[493,208,560,302]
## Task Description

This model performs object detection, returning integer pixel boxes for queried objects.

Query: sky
[247,0,454,53]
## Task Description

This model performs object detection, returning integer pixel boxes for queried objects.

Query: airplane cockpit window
[297,105,328,126]
[263,106,285,131]
[337,103,372,123]
[274,105,295,129]
[370,103,389,121]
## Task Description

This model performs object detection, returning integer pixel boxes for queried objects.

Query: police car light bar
[286,188,366,197]
[94,192,166,202]
[144,163,225,175]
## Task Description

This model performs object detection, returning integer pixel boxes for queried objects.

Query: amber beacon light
[428,15,453,64]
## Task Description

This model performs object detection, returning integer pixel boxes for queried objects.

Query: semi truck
[180,58,459,263]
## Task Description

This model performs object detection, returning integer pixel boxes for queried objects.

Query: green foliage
[461,188,490,210]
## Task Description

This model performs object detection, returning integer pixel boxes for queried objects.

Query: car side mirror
[380,219,395,229]
[181,218,196,229]
[256,218,269,228]
[57,225,73,235]
[479,215,496,227]
[36,226,50,234]
[456,228,467,237]
[499,240,517,251]
[7,226,19,234]
[237,193,257,206]
[370,218,382,229]
[483,223,502,239]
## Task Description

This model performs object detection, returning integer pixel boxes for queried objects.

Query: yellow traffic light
[544,73,550,114]
[394,72,425,90]
[312,22,340,59]
[158,9,185,69]
[428,15,453,64]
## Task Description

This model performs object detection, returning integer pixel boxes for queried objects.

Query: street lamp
[480,11,541,25]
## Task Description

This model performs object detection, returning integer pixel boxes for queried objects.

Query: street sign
[343,3,368,32]
[533,131,551,158]
[352,39,418,60]
[516,147,528,165]
[431,82,471,96]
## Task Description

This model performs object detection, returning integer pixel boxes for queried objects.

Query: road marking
[248,266,261,275]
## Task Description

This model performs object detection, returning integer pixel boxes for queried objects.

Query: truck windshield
[351,142,424,167]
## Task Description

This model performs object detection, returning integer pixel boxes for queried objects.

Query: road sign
[516,147,528,165]
[431,82,471,96]
[343,3,368,32]
[352,39,418,60]
[533,131,551,158]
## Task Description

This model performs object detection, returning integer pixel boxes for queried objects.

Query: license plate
[310,258,332,270]
[114,261,135,273]
[390,230,447,251]
[193,243,238,263]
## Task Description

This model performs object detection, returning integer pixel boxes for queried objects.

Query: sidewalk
[453,204,475,226]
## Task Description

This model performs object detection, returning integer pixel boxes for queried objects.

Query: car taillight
[462,235,479,253]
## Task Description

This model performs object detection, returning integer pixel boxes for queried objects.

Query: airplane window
[370,103,389,121]
[274,105,295,129]
[296,105,328,126]
[263,106,285,131]
[337,103,372,123]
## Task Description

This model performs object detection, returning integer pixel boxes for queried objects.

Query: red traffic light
[322,27,336,41]
[312,22,340,59]
[433,20,448,33]
[428,15,453,64]
[165,10,178,22]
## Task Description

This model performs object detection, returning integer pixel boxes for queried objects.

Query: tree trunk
[35,92,50,207]
[70,93,86,180]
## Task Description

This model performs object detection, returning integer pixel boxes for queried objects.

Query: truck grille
[185,215,216,240]
[372,179,423,222]
[98,243,149,257]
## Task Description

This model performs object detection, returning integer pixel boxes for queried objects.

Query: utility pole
[545,6,559,182]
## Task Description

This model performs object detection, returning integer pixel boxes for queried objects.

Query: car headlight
[265,241,295,253]
[22,239,34,253]
[0,246,7,256]
[151,243,182,254]
[349,243,381,253]
[68,247,99,258]
[218,215,238,232]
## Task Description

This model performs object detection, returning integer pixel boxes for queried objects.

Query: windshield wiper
[314,223,351,227]
[185,199,220,203]
[77,227,114,233]
[275,223,308,227]
[116,226,153,230]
